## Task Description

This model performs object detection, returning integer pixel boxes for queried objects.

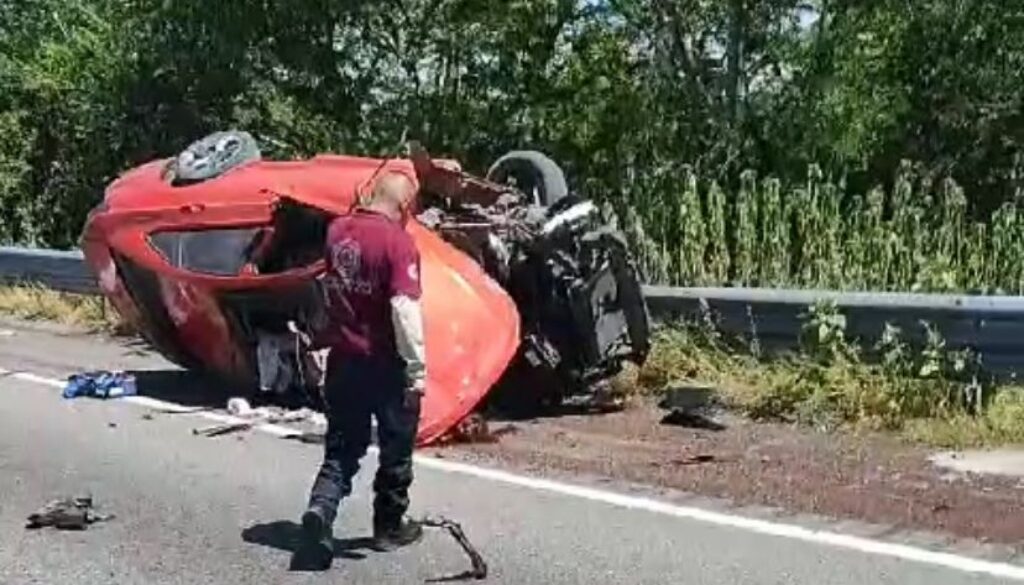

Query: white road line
[5,366,1024,581]
[0,367,300,437]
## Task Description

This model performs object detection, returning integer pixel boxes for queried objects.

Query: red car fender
[409,220,521,445]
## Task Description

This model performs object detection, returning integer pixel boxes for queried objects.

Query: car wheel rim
[180,134,243,175]
[214,136,242,163]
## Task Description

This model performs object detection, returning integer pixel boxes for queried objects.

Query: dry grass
[0,284,125,333]
[904,388,1024,448]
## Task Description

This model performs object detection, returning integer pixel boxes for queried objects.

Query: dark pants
[306,353,420,530]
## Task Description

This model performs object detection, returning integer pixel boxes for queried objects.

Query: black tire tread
[486,150,569,207]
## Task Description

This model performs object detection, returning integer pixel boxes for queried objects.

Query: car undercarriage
[406,144,651,410]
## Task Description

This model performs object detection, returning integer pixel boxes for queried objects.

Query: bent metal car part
[80,130,650,445]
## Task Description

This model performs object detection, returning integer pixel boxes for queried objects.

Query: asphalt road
[0,321,1019,584]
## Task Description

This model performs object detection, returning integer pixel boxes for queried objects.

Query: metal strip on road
[4,364,1024,581]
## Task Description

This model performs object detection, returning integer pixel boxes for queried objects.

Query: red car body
[80,153,522,445]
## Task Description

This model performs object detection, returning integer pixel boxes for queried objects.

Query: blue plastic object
[62,371,138,400]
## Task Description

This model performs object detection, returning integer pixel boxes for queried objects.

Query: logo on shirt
[407,263,419,283]
[323,238,373,300]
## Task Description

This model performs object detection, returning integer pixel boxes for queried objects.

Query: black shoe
[297,506,333,570]
[372,517,423,552]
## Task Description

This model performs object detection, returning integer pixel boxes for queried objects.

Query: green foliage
[632,168,1024,294]
[799,300,854,363]
[641,304,1024,446]
[0,0,1022,293]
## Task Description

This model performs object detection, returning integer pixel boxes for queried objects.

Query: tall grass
[617,162,1024,294]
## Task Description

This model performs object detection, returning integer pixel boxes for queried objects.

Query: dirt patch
[427,400,1024,547]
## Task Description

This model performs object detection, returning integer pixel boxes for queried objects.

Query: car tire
[171,130,261,186]
[486,150,569,207]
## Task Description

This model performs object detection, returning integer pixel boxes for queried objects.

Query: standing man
[300,170,428,565]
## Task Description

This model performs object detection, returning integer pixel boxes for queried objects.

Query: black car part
[418,152,651,408]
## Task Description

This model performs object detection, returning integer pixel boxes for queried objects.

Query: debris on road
[418,516,488,581]
[192,398,328,438]
[26,496,113,530]
[225,397,326,426]
[433,414,517,446]
[669,454,717,466]
[658,382,727,431]
[192,421,254,437]
[282,431,325,444]
[227,397,255,417]
[62,370,137,400]
[660,409,727,431]
[151,406,215,415]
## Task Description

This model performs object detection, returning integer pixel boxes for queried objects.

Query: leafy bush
[639,300,1024,446]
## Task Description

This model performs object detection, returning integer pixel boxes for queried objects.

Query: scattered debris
[0,329,15,337]
[657,382,727,430]
[62,371,137,400]
[660,409,727,431]
[670,454,717,466]
[192,398,328,438]
[418,516,488,581]
[282,432,325,445]
[192,421,254,438]
[26,496,113,530]
[107,422,117,429]
[225,397,325,425]
[433,414,518,446]
[149,406,214,415]
[227,397,255,417]
[141,413,154,421]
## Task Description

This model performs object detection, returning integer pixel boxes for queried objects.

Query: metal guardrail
[0,247,98,295]
[3,247,1024,378]
[644,285,1024,378]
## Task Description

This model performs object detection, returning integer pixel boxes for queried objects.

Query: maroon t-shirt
[316,209,422,358]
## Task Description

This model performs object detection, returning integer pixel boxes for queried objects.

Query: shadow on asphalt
[126,369,231,409]
[242,520,375,569]
[126,368,323,412]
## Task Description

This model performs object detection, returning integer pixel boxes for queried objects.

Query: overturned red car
[80,131,650,445]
